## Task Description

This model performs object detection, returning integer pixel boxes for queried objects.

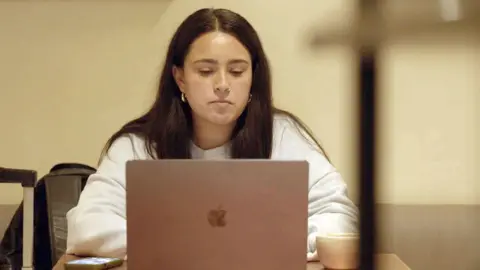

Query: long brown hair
[101,8,330,161]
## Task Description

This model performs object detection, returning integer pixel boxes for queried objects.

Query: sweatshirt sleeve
[66,135,142,258]
[276,119,359,254]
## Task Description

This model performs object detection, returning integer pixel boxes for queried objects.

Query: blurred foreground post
[357,1,380,270]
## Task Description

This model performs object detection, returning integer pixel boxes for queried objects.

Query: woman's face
[173,31,252,127]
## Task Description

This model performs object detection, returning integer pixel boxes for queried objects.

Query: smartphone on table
[64,257,124,270]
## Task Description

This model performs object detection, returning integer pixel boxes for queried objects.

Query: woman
[66,8,358,261]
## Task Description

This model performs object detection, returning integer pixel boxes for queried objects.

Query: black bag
[0,163,96,270]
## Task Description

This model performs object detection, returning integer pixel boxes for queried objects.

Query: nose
[214,71,230,97]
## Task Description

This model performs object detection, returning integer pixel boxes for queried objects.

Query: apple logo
[207,205,227,227]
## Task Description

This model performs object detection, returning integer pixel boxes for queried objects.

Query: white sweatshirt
[66,115,359,259]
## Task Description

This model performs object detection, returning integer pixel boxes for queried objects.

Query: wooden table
[53,253,409,270]
[49,204,480,270]
[376,204,480,270]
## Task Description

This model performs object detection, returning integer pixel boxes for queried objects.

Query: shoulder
[92,134,150,187]
[101,133,150,165]
[272,113,319,155]
[271,113,337,183]
[272,113,294,133]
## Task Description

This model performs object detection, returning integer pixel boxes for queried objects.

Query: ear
[172,65,186,93]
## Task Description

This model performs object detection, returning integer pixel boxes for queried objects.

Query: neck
[192,118,234,150]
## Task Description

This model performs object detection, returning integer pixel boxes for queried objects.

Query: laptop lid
[126,160,309,270]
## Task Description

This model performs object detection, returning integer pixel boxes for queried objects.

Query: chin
[208,114,238,126]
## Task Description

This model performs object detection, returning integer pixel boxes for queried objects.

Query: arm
[277,120,359,257]
[66,135,142,258]
[306,159,359,254]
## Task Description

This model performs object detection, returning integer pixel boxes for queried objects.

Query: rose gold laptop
[126,160,309,270]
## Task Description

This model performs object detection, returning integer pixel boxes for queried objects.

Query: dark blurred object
[356,1,380,270]
[0,255,11,269]
[0,168,36,188]
[0,168,36,270]
[0,163,95,270]
[310,0,480,47]
[310,1,480,270]
[44,164,96,265]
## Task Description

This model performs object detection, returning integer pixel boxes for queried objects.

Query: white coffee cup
[316,233,359,269]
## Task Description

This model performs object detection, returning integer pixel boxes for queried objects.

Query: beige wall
[379,34,479,204]
[1,0,478,205]
[0,1,171,204]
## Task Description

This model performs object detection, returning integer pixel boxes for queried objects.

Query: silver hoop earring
[181,92,186,103]
[248,94,252,103]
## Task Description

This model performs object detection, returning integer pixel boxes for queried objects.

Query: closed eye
[199,69,214,76]
[229,70,244,77]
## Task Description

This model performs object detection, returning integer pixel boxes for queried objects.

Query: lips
[210,100,232,104]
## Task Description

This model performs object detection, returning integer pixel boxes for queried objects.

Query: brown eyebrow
[193,58,249,65]
[193,59,217,64]
[229,59,249,65]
